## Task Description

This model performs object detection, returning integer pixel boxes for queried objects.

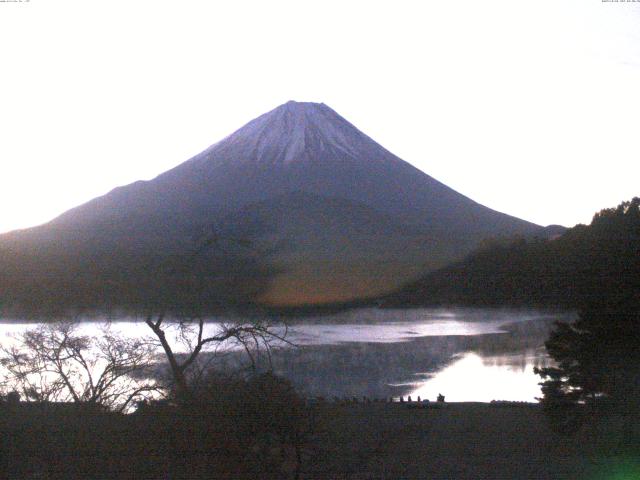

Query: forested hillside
[389,198,640,309]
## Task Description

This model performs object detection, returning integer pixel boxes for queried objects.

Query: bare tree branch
[1,322,159,411]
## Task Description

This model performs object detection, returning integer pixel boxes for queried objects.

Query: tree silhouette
[143,313,290,402]
[535,299,640,432]
[534,198,640,432]
[139,228,291,402]
[1,322,159,412]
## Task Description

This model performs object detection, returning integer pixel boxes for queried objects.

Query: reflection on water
[405,351,551,403]
[286,320,508,345]
[0,308,573,402]
[268,308,570,402]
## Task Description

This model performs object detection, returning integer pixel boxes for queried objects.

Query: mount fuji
[0,101,549,314]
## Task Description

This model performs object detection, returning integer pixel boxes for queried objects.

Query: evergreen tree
[535,198,640,432]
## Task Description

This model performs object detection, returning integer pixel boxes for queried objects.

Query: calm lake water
[0,307,574,402]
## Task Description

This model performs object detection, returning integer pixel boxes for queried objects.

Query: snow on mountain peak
[200,101,380,167]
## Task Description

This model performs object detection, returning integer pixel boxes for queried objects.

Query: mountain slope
[218,192,469,305]
[0,101,548,315]
[50,101,541,238]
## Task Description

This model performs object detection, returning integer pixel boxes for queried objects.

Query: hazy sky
[1,0,639,233]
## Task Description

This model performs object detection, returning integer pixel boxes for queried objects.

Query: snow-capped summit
[193,101,397,168]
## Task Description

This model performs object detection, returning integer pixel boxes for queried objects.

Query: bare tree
[1,322,160,412]
[141,228,293,402]
[143,313,291,402]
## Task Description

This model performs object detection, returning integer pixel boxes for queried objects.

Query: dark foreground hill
[0,101,549,316]
[388,197,640,309]
[1,401,633,479]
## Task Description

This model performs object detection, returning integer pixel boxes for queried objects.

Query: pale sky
[1,0,639,234]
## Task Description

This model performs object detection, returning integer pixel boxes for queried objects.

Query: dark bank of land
[1,401,638,479]
[387,197,639,310]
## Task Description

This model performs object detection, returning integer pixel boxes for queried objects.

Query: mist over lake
[266,307,569,401]
[0,307,572,402]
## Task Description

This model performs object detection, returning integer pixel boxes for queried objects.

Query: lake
[0,307,574,403]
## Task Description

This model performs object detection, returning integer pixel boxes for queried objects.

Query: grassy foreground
[0,401,637,479]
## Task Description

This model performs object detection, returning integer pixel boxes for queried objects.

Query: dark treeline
[389,197,640,310]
